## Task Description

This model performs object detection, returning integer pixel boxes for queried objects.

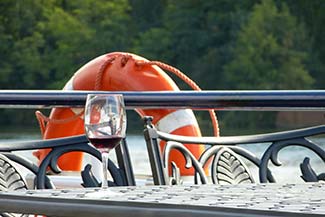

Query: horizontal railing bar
[0,90,324,111]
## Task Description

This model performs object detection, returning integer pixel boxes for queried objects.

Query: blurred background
[0,0,324,135]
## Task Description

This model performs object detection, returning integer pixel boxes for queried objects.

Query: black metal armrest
[156,125,325,145]
[0,135,88,151]
[143,116,325,185]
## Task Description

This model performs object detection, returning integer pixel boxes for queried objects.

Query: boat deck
[0,182,324,216]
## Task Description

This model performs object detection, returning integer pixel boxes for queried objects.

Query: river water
[1,132,324,184]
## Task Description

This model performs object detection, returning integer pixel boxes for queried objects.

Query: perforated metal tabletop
[0,183,324,216]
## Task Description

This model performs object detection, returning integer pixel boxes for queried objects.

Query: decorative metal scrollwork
[161,138,325,184]
[0,154,27,191]
[212,147,254,184]
[259,138,325,183]
[144,120,325,185]
[162,143,275,185]
[198,146,259,184]
[300,157,325,182]
[163,141,208,185]
[0,136,128,189]
[36,142,125,189]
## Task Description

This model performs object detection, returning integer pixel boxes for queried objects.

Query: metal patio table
[0,182,325,216]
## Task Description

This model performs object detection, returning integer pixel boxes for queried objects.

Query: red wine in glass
[88,136,123,150]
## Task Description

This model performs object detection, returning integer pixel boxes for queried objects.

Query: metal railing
[0,90,324,110]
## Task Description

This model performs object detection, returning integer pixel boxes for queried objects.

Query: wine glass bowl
[84,94,126,188]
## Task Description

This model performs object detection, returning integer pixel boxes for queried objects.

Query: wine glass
[84,94,127,188]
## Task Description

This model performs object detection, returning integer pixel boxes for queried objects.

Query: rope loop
[94,56,116,90]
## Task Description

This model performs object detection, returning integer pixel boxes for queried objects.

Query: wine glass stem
[102,151,109,188]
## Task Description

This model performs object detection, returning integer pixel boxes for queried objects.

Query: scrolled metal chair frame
[0,135,135,189]
[143,116,325,185]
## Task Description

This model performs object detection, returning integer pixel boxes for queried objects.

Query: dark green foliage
[0,0,323,131]
[285,0,325,88]
[134,0,257,89]
[0,0,133,89]
[224,0,313,90]
[222,0,314,130]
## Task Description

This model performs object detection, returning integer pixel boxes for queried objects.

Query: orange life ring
[34,52,218,176]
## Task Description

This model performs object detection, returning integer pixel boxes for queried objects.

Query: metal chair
[0,135,135,189]
[143,116,325,185]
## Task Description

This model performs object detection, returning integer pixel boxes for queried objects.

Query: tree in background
[37,3,93,89]
[222,0,314,130]
[129,0,166,32]
[0,0,47,89]
[133,0,256,90]
[224,0,313,90]
[0,0,133,90]
[285,0,325,89]
[0,0,133,126]
[40,0,133,88]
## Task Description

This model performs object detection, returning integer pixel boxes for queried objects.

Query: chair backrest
[143,116,325,185]
[0,135,136,189]
[143,116,255,185]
